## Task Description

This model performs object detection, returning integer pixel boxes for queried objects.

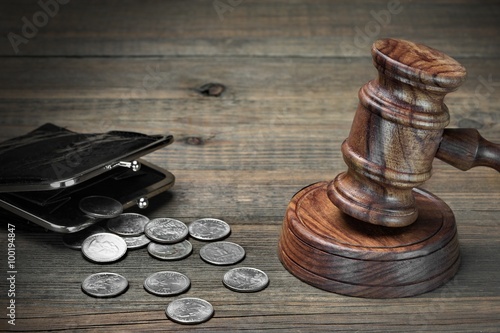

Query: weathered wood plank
[1,55,500,98]
[0,57,498,139]
[2,220,500,331]
[0,0,499,331]
[1,0,499,57]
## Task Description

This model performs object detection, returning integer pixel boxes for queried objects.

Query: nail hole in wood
[185,136,205,145]
[197,83,226,97]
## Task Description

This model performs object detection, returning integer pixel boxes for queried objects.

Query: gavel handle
[436,128,500,172]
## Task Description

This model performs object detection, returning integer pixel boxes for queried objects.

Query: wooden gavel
[329,38,500,227]
[279,38,499,298]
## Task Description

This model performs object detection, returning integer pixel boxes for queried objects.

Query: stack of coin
[106,213,151,250]
[189,219,246,266]
[75,215,269,325]
[66,213,152,252]
[144,218,193,260]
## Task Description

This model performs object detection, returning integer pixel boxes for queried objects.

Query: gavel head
[328,38,467,227]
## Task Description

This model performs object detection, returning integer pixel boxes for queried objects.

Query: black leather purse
[0,123,175,233]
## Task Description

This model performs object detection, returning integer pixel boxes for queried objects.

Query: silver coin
[81,272,128,298]
[188,218,231,241]
[144,218,188,244]
[122,234,150,249]
[223,267,269,292]
[148,240,193,260]
[62,225,106,249]
[166,297,214,325]
[79,196,123,218]
[143,271,191,296]
[199,241,245,265]
[106,213,149,236]
[81,232,128,263]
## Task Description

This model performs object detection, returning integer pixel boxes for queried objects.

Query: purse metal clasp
[105,160,141,172]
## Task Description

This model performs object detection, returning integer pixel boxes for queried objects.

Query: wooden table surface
[1,1,499,332]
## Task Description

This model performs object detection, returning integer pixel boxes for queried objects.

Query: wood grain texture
[0,0,499,331]
[0,0,499,57]
[279,182,460,298]
[329,38,468,227]
[437,128,500,171]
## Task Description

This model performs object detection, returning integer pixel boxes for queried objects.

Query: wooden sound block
[278,181,461,298]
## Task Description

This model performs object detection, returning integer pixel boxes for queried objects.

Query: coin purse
[0,123,175,233]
